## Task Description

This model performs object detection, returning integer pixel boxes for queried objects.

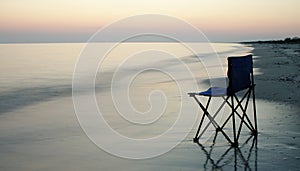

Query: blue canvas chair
[188,54,257,147]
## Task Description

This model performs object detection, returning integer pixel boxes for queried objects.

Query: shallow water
[0,43,249,113]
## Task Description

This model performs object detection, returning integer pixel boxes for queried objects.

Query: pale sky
[0,0,299,43]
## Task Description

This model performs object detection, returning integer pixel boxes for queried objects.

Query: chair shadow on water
[196,132,257,171]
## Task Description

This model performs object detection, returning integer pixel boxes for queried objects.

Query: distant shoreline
[0,41,246,44]
[1,37,299,44]
[242,37,300,44]
[1,35,299,44]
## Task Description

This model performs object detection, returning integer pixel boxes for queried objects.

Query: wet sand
[250,43,300,170]
[0,43,300,170]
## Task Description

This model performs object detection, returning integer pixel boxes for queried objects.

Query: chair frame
[188,55,257,147]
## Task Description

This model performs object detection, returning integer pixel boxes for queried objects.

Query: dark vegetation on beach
[242,37,300,44]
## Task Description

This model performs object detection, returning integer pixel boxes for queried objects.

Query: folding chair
[188,54,257,147]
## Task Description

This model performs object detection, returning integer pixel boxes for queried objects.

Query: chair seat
[199,87,227,96]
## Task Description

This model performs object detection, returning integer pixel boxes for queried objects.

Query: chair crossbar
[235,91,253,139]
[198,97,228,137]
[191,95,234,144]
[221,89,255,132]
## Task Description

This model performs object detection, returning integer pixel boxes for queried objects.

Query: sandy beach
[0,42,299,170]
[250,43,300,106]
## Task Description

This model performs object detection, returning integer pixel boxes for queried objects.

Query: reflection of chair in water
[188,55,257,147]
[197,133,257,170]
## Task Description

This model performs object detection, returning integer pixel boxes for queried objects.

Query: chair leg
[235,92,252,140]
[194,97,211,142]
[252,86,258,136]
[194,112,205,142]
[231,96,238,147]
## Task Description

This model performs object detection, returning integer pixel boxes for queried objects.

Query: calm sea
[0,43,252,115]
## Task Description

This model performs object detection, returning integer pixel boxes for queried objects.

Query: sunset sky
[1,0,299,43]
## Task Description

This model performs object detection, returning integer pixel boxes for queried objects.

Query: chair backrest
[227,55,253,95]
